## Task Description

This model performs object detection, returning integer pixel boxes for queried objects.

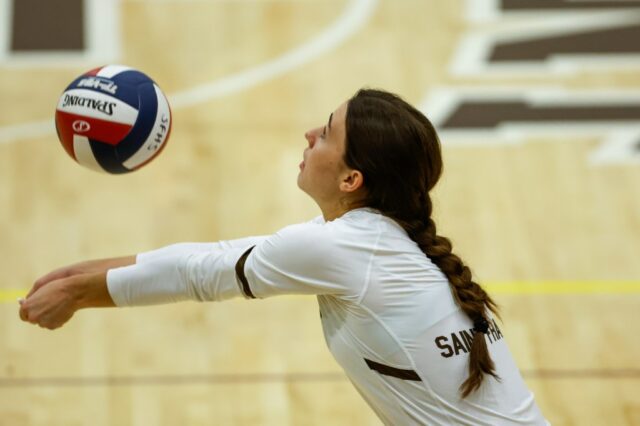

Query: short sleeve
[241,221,357,298]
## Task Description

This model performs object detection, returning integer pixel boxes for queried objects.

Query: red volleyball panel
[55,110,134,150]
[55,111,76,160]
[84,66,103,76]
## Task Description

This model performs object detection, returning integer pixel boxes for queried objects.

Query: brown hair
[344,88,500,397]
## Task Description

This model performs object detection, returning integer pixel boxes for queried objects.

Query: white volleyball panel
[73,135,105,173]
[96,65,133,78]
[57,88,139,124]
[123,85,171,170]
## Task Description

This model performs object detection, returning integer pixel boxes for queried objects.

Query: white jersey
[107,208,548,425]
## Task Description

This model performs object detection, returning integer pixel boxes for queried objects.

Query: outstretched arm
[24,238,269,300]
[18,243,255,329]
[18,219,339,330]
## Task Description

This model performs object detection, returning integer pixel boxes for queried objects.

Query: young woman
[19,89,548,425]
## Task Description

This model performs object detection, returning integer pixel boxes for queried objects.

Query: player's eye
[320,127,326,139]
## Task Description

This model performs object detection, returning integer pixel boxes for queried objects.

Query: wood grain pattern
[1,1,638,425]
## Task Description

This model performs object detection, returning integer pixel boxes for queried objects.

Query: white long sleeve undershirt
[106,237,266,306]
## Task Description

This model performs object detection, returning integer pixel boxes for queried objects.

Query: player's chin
[297,178,315,200]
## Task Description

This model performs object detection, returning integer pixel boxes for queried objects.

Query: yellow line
[1,281,639,303]
[0,289,28,303]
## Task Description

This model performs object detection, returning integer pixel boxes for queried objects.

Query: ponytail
[344,88,501,397]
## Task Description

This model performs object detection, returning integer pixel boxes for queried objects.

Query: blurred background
[1,0,639,424]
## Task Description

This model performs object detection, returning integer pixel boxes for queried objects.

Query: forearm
[29,255,137,299]
[106,247,248,307]
[72,271,116,309]
[79,256,137,273]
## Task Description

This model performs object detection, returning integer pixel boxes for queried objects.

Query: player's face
[298,101,351,207]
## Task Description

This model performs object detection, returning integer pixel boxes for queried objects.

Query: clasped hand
[19,261,112,330]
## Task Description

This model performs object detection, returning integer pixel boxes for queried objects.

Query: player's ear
[340,169,364,193]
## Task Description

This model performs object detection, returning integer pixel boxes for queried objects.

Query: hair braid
[421,199,500,396]
[392,195,500,397]
[344,88,502,398]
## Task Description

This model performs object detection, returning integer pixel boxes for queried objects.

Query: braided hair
[344,89,500,397]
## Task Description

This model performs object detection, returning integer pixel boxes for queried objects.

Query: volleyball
[54,65,172,174]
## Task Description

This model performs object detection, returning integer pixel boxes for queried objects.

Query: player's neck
[319,198,359,222]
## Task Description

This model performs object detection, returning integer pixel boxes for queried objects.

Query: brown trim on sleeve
[235,246,256,299]
[364,359,422,381]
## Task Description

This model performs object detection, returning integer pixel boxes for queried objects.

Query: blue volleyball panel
[65,74,141,109]
[110,70,155,87]
[89,140,130,174]
[115,82,159,162]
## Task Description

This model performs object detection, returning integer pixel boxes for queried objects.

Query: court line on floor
[2,281,639,303]
[0,0,378,144]
[170,0,378,108]
[1,289,28,302]
[1,369,638,388]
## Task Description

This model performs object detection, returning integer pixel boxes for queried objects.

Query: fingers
[19,298,68,329]
[18,299,40,326]
[19,279,76,330]
[18,298,29,322]
[18,298,36,324]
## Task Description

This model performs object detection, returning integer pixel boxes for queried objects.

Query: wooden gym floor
[1,0,639,425]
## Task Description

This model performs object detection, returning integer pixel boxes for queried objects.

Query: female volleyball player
[19,89,548,425]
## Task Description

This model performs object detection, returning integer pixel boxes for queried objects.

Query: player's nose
[305,129,316,148]
[305,126,323,147]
